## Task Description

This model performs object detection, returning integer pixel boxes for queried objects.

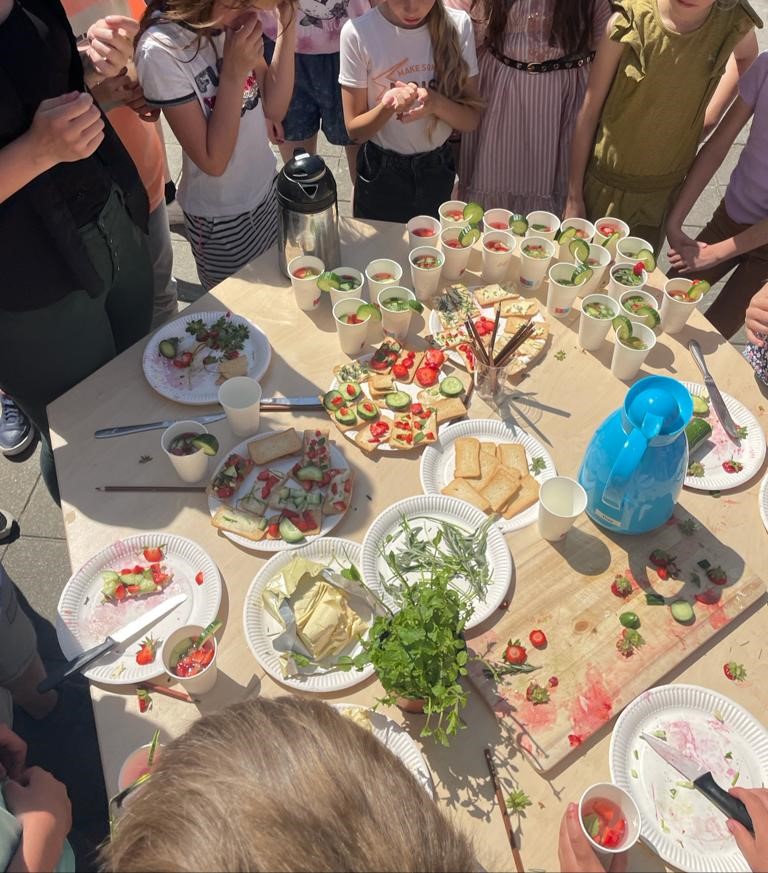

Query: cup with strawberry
[332,297,378,356]
[161,421,214,483]
[287,255,326,311]
[481,230,516,283]
[160,621,220,695]
[406,215,441,248]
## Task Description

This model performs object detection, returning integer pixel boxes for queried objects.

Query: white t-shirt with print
[260,0,371,55]
[135,25,276,218]
[338,6,478,154]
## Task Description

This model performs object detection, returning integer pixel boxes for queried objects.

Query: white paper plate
[683,382,765,492]
[143,310,271,405]
[420,419,556,532]
[330,703,435,797]
[207,434,351,552]
[759,472,768,533]
[243,538,377,693]
[56,533,222,686]
[361,494,512,629]
[610,684,768,872]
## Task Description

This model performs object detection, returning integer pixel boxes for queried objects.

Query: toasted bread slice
[502,475,540,518]
[248,428,302,465]
[217,354,248,382]
[474,284,517,307]
[211,505,266,541]
[454,437,480,478]
[323,470,353,515]
[480,442,498,460]
[355,420,391,452]
[497,443,527,474]
[481,467,522,512]
[474,449,500,489]
[500,297,539,318]
[369,372,394,398]
[441,478,491,513]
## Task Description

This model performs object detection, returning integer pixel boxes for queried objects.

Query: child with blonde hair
[339,0,482,223]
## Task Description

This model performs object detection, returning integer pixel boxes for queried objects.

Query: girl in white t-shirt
[339,0,482,223]
[135,0,297,290]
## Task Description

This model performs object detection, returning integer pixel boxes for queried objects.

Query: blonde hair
[101,697,476,872]
[426,0,484,112]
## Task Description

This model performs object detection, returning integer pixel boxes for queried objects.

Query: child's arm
[159,19,264,177]
[564,15,624,218]
[400,77,481,132]
[669,216,768,274]
[257,2,298,123]
[703,30,758,137]
[341,83,421,142]
[666,95,753,261]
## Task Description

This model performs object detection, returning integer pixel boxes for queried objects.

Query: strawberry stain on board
[569,666,615,739]
[697,598,730,631]
[511,692,557,731]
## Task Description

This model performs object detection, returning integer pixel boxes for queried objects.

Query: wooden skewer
[96,485,207,493]
[494,321,535,368]
[488,305,502,362]
[484,748,525,873]
[465,317,491,366]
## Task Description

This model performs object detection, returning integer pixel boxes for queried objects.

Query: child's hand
[276,0,299,27]
[265,118,285,145]
[223,14,265,80]
[380,81,419,113]
[124,81,161,122]
[727,788,768,871]
[668,239,725,273]
[399,87,435,123]
[0,725,27,781]
[84,16,138,79]
[558,803,628,873]
[5,766,72,838]
[745,283,768,346]
[27,92,105,170]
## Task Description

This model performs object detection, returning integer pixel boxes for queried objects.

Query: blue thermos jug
[577,376,693,535]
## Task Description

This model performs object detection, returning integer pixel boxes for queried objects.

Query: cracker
[497,443,527,474]
[502,475,540,518]
[441,478,491,513]
[369,373,394,398]
[500,297,539,318]
[474,284,518,307]
[247,428,302,465]
[475,450,500,489]
[480,442,498,460]
[211,506,266,542]
[481,467,522,512]
[454,437,480,478]
[503,315,529,336]
[355,421,390,452]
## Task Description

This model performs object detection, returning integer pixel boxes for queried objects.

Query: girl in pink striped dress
[455,0,611,215]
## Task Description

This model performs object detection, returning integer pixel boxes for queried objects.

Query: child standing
[666,50,768,339]
[339,0,482,224]
[458,0,611,215]
[135,0,297,291]
[565,0,760,252]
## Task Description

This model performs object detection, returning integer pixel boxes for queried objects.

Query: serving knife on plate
[640,732,753,833]
[94,397,324,439]
[38,593,188,692]
[688,340,740,441]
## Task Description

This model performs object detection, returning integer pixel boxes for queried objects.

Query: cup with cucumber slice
[546,262,586,318]
[619,289,661,330]
[608,261,647,302]
[318,268,365,307]
[578,294,620,351]
[161,421,215,483]
[439,226,474,280]
[557,218,595,259]
[593,217,629,253]
[288,255,326,311]
[377,286,421,341]
[616,236,656,272]
[661,278,710,334]
[409,246,444,301]
[439,199,468,229]
[525,209,560,241]
[519,236,556,290]
[332,297,374,356]
[610,317,656,380]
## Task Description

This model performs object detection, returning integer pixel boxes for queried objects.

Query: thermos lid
[277,149,337,214]
[625,376,692,437]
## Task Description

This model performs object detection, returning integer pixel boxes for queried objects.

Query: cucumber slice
[557,226,577,245]
[159,338,178,359]
[685,417,712,451]
[279,516,305,544]
[571,264,593,286]
[635,248,656,272]
[439,376,464,397]
[356,399,380,422]
[688,279,711,301]
[508,214,529,236]
[190,434,219,456]
[624,336,648,350]
[602,231,621,249]
[295,464,324,482]
[323,389,345,411]
[333,406,358,426]
[612,315,633,342]
[317,271,341,292]
[635,305,660,329]
[463,201,484,226]
[670,600,695,624]
[338,381,362,401]
[691,395,709,416]
[385,391,411,411]
[569,238,590,264]
[357,303,381,321]
[458,225,481,247]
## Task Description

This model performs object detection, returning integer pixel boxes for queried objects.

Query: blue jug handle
[602,413,663,511]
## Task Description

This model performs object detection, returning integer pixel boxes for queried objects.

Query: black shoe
[165,180,177,205]
[0,392,34,456]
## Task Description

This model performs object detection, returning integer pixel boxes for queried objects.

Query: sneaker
[0,392,34,456]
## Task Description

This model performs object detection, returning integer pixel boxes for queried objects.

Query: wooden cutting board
[465,508,765,772]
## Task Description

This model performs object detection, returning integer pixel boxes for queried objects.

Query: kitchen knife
[94,398,324,438]
[38,593,188,692]
[688,340,740,441]
[640,732,753,833]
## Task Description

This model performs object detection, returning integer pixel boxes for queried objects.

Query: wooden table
[48,217,768,872]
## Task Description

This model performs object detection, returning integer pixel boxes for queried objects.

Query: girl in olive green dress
[564,0,760,252]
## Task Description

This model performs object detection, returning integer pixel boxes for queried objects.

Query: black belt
[488,45,595,73]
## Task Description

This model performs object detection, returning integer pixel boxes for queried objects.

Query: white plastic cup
[439,227,473,280]
[118,742,162,794]
[406,215,441,249]
[575,244,612,296]
[619,288,659,326]
[325,267,365,308]
[538,476,587,541]
[578,294,620,351]
[288,255,325,311]
[332,297,371,356]
[161,421,210,483]
[217,376,262,437]
[483,208,513,232]
[611,322,656,381]
[608,262,648,301]
[661,278,698,334]
[558,218,595,259]
[409,246,444,302]
[160,624,218,696]
[519,236,556,291]
[526,210,561,241]
[378,286,416,341]
[546,263,581,318]
[593,217,630,254]
[439,200,467,229]
[578,783,641,856]
[365,259,402,300]
[481,230,516,283]
[616,236,654,264]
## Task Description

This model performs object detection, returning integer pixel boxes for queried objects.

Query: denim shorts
[263,38,352,146]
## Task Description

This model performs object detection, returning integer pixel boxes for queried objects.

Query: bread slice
[498,443,527,474]
[474,284,518,307]
[480,442,498,460]
[217,354,248,381]
[211,505,266,541]
[248,428,302,465]
[481,467,522,512]
[454,437,480,478]
[475,450,500,489]
[500,297,539,318]
[355,421,391,452]
[369,372,394,398]
[441,478,491,513]
[502,475,540,518]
